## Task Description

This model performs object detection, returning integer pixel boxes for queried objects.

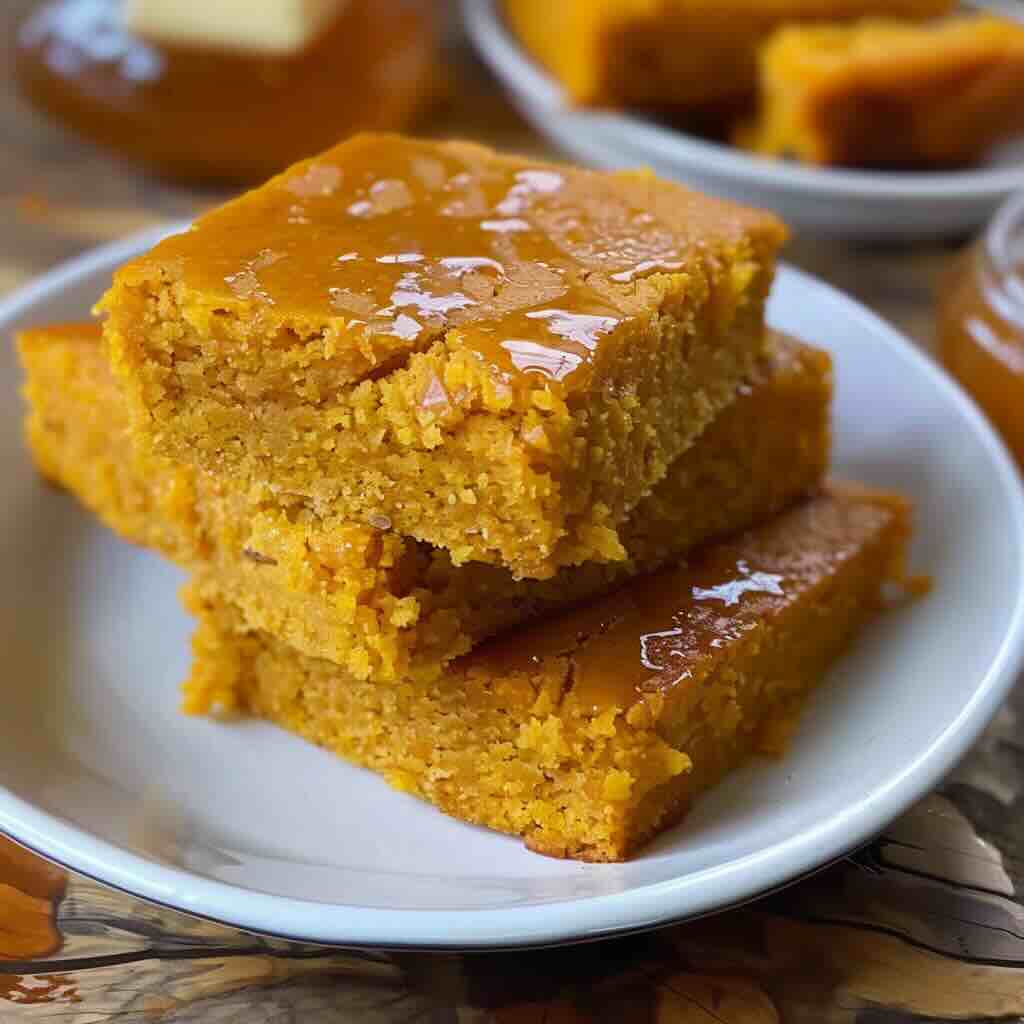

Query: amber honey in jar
[939,192,1024,465]
[15,0,439,184]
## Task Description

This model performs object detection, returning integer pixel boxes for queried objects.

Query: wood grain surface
[1,1,1019,1019]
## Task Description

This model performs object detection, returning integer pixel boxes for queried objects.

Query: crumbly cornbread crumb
[19,322,830,680]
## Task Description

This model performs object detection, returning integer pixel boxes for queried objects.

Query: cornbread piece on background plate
[183,485,912,862]
[503,0,954,111]
[19,323,830,681]
[98,133,787,580]
[736,15,1024,169]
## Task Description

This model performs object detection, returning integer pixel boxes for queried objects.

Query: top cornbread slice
[98,133,787,579]
[503,0,954,111]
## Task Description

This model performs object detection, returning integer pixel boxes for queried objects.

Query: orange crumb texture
[503,0,954,110]
[737,15,1024,168]
[97,132,788,580]
[183,486,911,861]
[18,322,830,682]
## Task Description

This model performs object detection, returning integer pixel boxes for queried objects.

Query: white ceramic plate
[2,226,1024,950]
[463,0,1024,240]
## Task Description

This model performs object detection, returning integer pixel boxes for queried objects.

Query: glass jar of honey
[939,192,1024,465]
[15,0,439,185]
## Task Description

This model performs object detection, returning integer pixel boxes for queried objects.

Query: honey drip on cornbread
[470,491,905,711]
[137,135,768,393]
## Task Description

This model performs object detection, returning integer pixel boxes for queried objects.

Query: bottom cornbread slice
[183,484,911,861]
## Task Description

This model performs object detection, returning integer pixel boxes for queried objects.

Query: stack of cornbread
[16,134,911,861]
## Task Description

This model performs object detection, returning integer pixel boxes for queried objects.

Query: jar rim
[985,190,1024,319]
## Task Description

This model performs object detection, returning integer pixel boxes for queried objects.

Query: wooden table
[3,4,1024,1019]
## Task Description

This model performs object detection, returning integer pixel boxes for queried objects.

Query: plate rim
[463,0,1024,202]
[2,229,1024,950]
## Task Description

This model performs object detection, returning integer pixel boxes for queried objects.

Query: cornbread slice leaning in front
[98,133,787,579]
[19,323,831,681]
[503,0,954,111]
[183,485,912,861]
[736,15,1024,169]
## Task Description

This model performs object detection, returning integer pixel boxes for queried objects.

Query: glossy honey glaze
[15,0,437,183]
[468,489,905,711]
[137,133,782,391]
[940,218,1024,466]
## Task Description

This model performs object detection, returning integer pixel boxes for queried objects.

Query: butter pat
[124,0,349,54]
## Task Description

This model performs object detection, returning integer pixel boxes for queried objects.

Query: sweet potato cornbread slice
[19,323,830,681]
[184,485,911,861]
[98,133,787,579]
[737,15,1024,168]
[503,0,954,111]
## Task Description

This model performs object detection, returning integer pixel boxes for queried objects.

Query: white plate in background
[463,0,1024,240]
[0,227,1023,948]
